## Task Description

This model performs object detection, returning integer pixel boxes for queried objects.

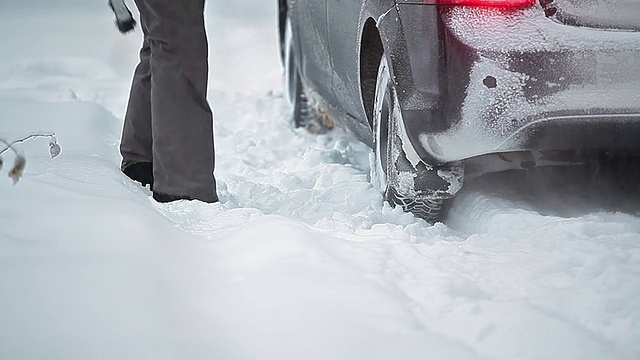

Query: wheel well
[360,18,384,130]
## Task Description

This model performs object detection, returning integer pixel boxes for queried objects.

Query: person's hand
[109,0,136,34]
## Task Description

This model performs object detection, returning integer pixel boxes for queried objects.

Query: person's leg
[120,13,154,188]
[136,0,217,203]
[120,36,152,169]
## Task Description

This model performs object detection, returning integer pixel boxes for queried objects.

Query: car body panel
[425,5,640,162]
[326,0,363,120]
[550,0,640,31]
[284,0,640,165]
[292,0,338,107]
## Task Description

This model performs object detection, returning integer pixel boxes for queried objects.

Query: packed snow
[0,1,639,359]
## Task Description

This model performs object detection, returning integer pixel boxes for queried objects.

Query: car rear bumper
[399,5,640,163]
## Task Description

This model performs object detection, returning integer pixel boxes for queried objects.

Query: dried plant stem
[0,131,58,157]
[0,131,60,184]
[0,137,20,157]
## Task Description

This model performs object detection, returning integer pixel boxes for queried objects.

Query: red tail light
[425,0,536,6]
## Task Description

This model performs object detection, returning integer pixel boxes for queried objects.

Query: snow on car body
[279,0,640,222]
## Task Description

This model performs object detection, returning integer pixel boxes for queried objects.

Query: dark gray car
[279,0,640,222]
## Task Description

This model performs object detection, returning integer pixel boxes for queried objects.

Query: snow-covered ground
[1,1,639,359]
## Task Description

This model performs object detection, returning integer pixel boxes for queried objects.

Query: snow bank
[0,2,639,360]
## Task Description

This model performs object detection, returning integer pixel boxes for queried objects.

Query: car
[278,0,640,223]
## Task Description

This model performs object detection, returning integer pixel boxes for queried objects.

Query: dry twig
[0,131,61,184]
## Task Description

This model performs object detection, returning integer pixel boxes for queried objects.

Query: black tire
[372,55,463,223]
[283,16,331,133]
[283,18,306,128]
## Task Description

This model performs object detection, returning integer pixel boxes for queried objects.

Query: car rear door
[293,0,338,106]
[326,0,367,122]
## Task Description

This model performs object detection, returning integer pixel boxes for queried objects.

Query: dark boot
[122,162,154,188]
[152,191,191,203]
[152,191,218,203]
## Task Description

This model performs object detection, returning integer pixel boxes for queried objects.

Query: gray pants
[120,0,217,203]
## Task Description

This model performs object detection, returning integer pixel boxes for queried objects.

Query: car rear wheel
[283,17,327,132]
[372,56,462,223]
